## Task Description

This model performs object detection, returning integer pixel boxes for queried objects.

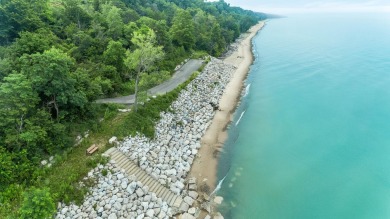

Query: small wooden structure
[86,144,98,155]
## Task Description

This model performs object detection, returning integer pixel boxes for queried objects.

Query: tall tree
[124,27,164,111]
[103,40,126,73]
[0,57,12,80]
[19,47,87,120]
[64,0,92,29]
[0,73,39,152]
[19,187,55,219]
[10,29,58,58]
[102,4,124,40]
[0,72,67,155]
[169,9,195,51]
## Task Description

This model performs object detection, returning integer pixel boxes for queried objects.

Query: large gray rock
[201,202,211,213]
[140,202,148,211]
[189,184,197,191]
[113,202,122,211]
[175,181,185,190]
[166,169,177,176]
[183,196,194,206]
[188,207,196,215]
[170,187,181,195]
[182,212,196,219]
[117,173,124,180]
[179,203,189,212]
[136,213,145,219]
[143,194,151,202]
[61,207,68,215]
[127,182,137,194]
[146,209,154,217]
[99,200,106,207]
[109,136,118,144]
[188,191,198,199]
[136,188,144,197]
[154,207,161,215]
[121,181,127,189]
[214,196,223,205]
[108,213,117,219]
[104,203,112,210]
[158,211,166,219]
[143,185,149,193]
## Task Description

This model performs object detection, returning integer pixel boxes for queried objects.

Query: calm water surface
[217,13,390,219]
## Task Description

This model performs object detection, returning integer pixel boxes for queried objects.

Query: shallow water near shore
[217,13,390,219]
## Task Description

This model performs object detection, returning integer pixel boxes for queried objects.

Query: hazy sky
[223,0,390,14]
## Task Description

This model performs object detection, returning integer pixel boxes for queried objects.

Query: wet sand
[189,21,266,190]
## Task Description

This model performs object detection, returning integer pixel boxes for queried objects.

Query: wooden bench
[86,144,99,155]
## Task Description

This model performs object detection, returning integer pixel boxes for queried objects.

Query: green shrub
[0,148,17,188]
[86,155,109,168]
[62,184,88,205]
[192,51,209,59]
[104,103,121,120]
[120,80,135,95]
[0,184,24,218]
[19,187,55,219]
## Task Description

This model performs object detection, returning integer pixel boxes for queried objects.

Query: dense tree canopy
[170,9,195,51]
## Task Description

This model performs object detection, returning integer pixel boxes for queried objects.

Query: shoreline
[189,21,265,190]
[55,21,266,219]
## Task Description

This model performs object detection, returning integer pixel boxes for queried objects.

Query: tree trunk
[54,99,59,120]
[47,96,59,120]
[134,68,141,112]
[18,115,25,135]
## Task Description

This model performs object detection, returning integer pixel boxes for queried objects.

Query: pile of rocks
[56,160,172,219]
[117,58,236,194]
[179,177,201,217]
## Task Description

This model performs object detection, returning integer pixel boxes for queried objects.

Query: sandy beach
[189,21,266,190]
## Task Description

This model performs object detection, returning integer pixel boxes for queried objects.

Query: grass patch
[34,135,113,205]
[116,71,200,139]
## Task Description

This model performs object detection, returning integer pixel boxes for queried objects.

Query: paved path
[96,59,204,104]
[103,148,184,208]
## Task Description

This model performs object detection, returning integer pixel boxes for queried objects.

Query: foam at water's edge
[211,170,229,196]
[235,110,246,126]
[244,83,251,97]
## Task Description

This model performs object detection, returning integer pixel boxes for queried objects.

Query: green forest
[0,0,266,217]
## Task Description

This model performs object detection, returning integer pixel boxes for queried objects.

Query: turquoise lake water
[217,13,390,219]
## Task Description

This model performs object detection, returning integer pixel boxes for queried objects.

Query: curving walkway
[96,59,204,105]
